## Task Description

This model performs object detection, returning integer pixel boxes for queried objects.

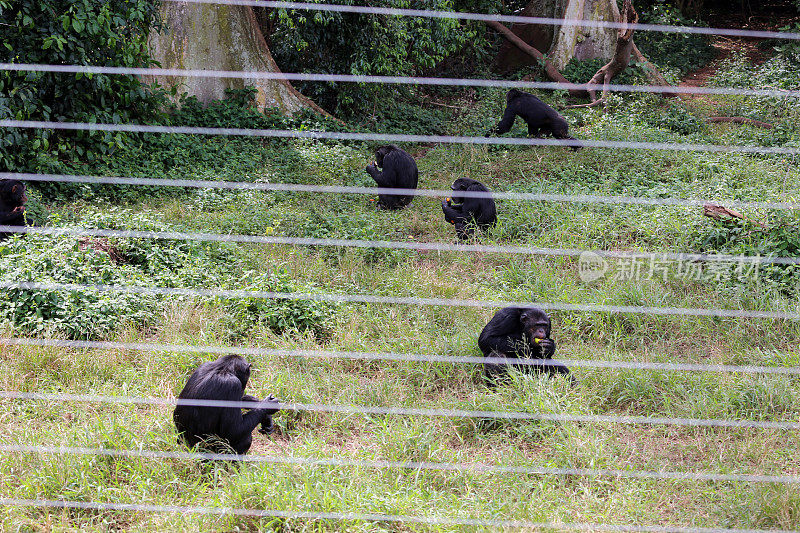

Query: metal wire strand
[4,120,800,155]
[4,63,800,100]
[2,337,798,375]
[1,444,798,484]
[0,497,794,532]
[2,391,799,430]
[3,172,800,210]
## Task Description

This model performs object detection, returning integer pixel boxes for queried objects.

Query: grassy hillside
[1,55,800,531]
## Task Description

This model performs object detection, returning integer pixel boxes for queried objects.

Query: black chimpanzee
[489,89,580,150]
[365,145,419,209]
[478,307,570,385]
[173,354,280,455]
[441,178,497,240]
[0,179,27,241]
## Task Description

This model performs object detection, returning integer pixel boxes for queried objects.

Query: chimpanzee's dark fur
[478,307,569,384]
[173,354,280,455]
[365,145,419,209]
[489,89,580,150]
[0,179,27,241]
[441,178,497,240]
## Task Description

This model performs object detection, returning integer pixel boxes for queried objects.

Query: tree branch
[485,20,586,98]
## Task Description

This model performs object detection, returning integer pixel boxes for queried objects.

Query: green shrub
[0,231,160,340]
[0,209,238,339]
[697,212,800,295]
[222,269,335,341]
[634,2,715,76]
[0,0,167,172]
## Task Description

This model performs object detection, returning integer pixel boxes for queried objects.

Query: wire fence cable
[1,280,799,320]
[5,120,800,156]
[4,63,800,100]
[4,172,800,211]
[2,444,798,484]
[164,0,800,42]
[3,337,797,375]
[2,497,792,532]
[3,391,799,430]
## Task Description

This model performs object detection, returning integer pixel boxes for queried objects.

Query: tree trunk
[547,0,620,71]
[146,1,328,116]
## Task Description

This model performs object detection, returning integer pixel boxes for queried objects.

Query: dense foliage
[0,0,166,172]
[268,0,499,119]
[634,2,716,76]
[0,209,334,339]
[699,213,800,295]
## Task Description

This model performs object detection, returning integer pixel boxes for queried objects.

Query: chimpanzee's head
[216,354,252,389]
[0,180,27,205]
[507,88,527,103]
[374,145,399,168]
[520,308,551,342]
[449,178,480,203]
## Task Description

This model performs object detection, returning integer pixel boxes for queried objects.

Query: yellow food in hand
[534,338,542,344]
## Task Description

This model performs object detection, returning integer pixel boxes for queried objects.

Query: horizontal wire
[3,337,799,375]
[4,63,800,100]
[0,280,799,320]
[3,391,799,430]
[165,0,800,42]
[3,444,798,485]
[4,172,800,210]
[3,224,800,266]
[4,120,800,156]
[1,497,787,532]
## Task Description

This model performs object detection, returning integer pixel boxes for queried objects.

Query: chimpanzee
[441,178,497,240]
[0,179,27,241]
[489,89,580,150]
[173,354,280,455]
[478,307,570,385]
[365,145,419,209]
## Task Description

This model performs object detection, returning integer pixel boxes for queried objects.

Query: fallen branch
[703,203,767,228]
[707,117,773,129]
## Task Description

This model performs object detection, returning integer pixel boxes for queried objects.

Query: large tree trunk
[488,0,673,101]
[547,0,620,71]
[494,0,620,73]
[146,1,327,116]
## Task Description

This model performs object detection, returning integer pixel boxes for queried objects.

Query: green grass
[2,66,800,531]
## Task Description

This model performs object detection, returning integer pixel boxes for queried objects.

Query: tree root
[707,117,773,129]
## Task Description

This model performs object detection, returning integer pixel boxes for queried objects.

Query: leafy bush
[644,101,705,134]
[697,212,800,295]
[709,51,800,135]
[634,2,715,76]
[223,269,335,341]
[0,209,236,339]
[268,0,490,118]
[0,231,160,340]
[0,0,167,172]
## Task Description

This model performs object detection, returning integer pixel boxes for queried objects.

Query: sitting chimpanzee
[488,89,580,150]
[441,178,497,240]
[173,354,280,455]
[0,179,27,241]
[365,145,419,209]
[478,307,570,385]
